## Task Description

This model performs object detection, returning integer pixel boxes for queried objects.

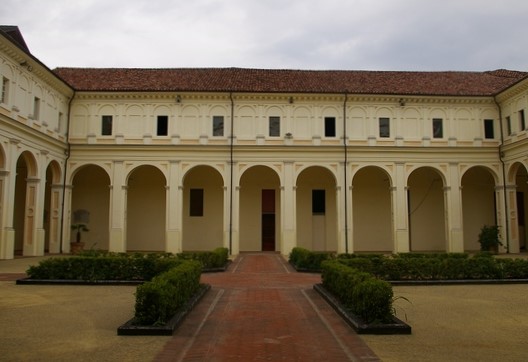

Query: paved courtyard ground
[1,253,528,361]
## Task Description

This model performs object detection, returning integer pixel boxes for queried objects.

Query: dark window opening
[157,115,168,136]
[432,118,443,138]
[484,119,494,139]
[102,115,113,136]
[269,116,280,137]
[312,189,326,215]
[213,116,224,136]
[379,117,390,138]
[324,117,336,137]
[190,189,204,217]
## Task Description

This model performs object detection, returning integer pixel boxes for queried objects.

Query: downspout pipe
[229,92,234,255]
[343,92,349,253]
[59,90,75,254]
[494,96,511,252]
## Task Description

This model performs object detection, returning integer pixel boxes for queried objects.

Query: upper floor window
[33,97,40,120]
[1,76,8,104]
[324,117,336,137]
[432,118,443,138]
[379,117,390,138]
[157,115,168,136]
[269,116,280,137]
[58,112,64,133]
[484,119,494,139]
[102,115,113,136]
[520,110,526,131]
[506,116,512,135]
[213,116,224,137]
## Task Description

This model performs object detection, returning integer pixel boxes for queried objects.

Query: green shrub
[177,247,229,269]
[134,260,202,325]
[289,247,334,271]
[321,260,394,323]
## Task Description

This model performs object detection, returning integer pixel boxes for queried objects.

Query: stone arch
[126,165,166,251]
[71,164,110,251]
[461,166,497,251]
[296,166,338,251]
[182,165,224,251]
[352,166,393,252]
[407,166,447,251]
[239,165,281,251]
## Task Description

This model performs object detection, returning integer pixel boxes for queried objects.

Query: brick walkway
[155,253,379,362]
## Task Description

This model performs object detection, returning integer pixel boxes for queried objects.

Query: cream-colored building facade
[1,26,527,259]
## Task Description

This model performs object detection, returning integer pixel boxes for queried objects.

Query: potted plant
[70,223,89,254]
[477,225,502,254]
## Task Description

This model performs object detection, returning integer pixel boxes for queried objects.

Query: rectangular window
[58,112,64,133]
[506,116,512,135]
[520,110,526,131]
[432,118,443,138]
[269,116,280,137]
[213,116,224,136]
[484,119,494,139]
[190,189,204,217]
[379,117,390,138]
[102,115,113,136]
[33,97,40,120]
[1,77,8,104]
[157,115,168,136]
[312,190,326,215]
[324,117,336,137]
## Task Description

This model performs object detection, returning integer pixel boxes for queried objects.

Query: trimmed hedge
[26,248,229,281]
[26,253,182,281]
[321,260,393,324]
[177,247,229,269]
[134,260,202,325]
[338,254,528,280]
[289,247,335,271]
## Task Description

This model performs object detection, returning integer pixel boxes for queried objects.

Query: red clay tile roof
[53,67,527,96]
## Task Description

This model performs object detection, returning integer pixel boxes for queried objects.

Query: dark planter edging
[117,283,211,336]
[388,278,528,286]
[314,283,411,335]
[16,278,144,285]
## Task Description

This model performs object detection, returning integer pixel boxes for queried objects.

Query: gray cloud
[2,0,527,71]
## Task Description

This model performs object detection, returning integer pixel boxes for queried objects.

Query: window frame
[324,117,336,138]
[101,115,113,136]
[1,76,8,104]
[269,116,281,137]
[484,119,495,139]
[312,189,326,215]
[156,115,168,136]
[212,115,224,137]
[379,117,390,138]
[33,97,40,120]
[432,118,443,139]
[520,110,526,131]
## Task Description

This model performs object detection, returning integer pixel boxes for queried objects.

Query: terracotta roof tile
[53,67,528,96]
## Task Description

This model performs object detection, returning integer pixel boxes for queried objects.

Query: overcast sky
[2,0,528,71]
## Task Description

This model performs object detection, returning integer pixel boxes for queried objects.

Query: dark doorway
[262,189,275,251]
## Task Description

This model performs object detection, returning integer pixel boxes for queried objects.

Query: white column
[166,161,182,253]
[109,161,127,252]
[23,177,41,256]
[337,162,352,254]
[229,162,240,255]
[504,184,520,253]
[392,162,410,253]
[0,169,14,259]
[280,161,296,256]
[47,184,63,254]
[445,163,464,252]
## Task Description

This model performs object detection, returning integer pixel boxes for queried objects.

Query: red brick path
[155,253,379,362]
